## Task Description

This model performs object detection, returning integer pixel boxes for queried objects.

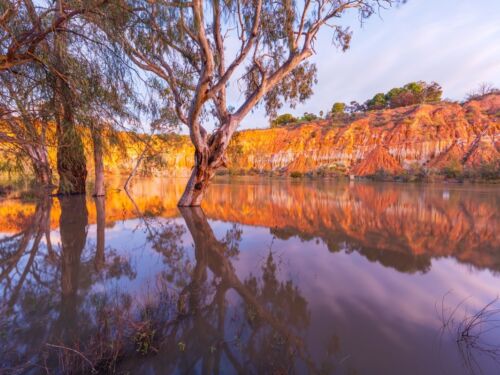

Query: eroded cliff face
[223,94,499,175]
[1,95,498,178]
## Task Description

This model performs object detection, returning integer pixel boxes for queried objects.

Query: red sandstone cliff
[224,94,500,176]
[3,95,497,178]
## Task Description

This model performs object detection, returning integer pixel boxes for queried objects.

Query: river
[0,177,499,374]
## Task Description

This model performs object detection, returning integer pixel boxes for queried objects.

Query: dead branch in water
[438,295,500,375]
[45,343,97,373]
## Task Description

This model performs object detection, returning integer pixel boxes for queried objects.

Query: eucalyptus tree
[1,0,136,195]
[0,0,108,71]
[99,0,397,206]
[0,0,90,194]
[67,41,138,197]
[51,1,138,196]
[0,62,55,187]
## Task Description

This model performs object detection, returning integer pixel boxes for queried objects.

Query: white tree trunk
[92,126,105,197]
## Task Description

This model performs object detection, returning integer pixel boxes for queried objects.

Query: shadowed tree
[51,0,88,194]
[97,0,398,206]
[0,65,54,187]
[1,0,135,195]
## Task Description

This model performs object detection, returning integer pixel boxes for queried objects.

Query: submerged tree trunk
[53,2,87,195]
[91,126,105,197]
[177,160,215,207]
[178,132,230,207]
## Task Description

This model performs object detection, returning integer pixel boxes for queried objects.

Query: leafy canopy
[366,81,442,110]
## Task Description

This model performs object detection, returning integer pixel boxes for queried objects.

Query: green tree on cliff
[331,102,346,115]
[366,93,388,110]
[300,112,319,122]
[367,81,442,110]
[271,114,297,128]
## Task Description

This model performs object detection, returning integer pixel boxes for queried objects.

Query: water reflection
[0,178,499,374]
[57,195,88,343]
[0,196,51,310]
[94,196,105,271]
[121,207,317,374]
[201,180,499,273]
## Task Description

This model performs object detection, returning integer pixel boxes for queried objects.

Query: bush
[466,83,499,101]
[477,162,500,180]
[366,93,387,110]
[299,112,318,122]
[365,81,442,110]
[397,165,428,182]
[463,162,500,181]
[290,171,302,178]
[367,169,394,181]
[440,160,463,179]
[331,102,346,115]
[270,113,297,128]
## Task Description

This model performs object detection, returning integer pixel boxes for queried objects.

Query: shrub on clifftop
[271,114,297,128]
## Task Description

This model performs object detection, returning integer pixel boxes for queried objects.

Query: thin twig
[45,343,97,373]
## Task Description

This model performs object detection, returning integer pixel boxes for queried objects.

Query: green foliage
[397,164,428,182]
[440,160,463,179]
[463,162,500,181]
[331,102,346,115]
[270,113,297,128]
[299,112,318,122]
[385,87,405,104]
[366,93,387,110]
[264,62,318,118]
[476,162,500,180]
[366,81,442,110]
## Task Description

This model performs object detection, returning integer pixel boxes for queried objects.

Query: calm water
[1,177,499,374]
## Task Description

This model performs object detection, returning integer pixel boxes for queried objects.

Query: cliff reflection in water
[201,179,499,273]
[0,178,499,374]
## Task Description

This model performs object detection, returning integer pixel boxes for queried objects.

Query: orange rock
[1,95,498,177]
[221,94,499,176]
[350,146,403,176]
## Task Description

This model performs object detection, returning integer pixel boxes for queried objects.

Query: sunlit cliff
[1,95,498,179]
[119,94,500,177]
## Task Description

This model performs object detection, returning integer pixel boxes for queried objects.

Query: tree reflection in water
[0,180,499,374]
[0,196,137,372]
[166,207,316,374]
[56,195,88,342]
[0,196,52,311]
[120,205,325,374]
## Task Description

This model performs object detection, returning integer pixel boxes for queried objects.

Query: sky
[234,0,500,130]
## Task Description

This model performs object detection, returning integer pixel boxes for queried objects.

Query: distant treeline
[270,81,499,128]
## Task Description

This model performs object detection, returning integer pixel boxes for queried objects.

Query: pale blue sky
[233,0,500,130]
